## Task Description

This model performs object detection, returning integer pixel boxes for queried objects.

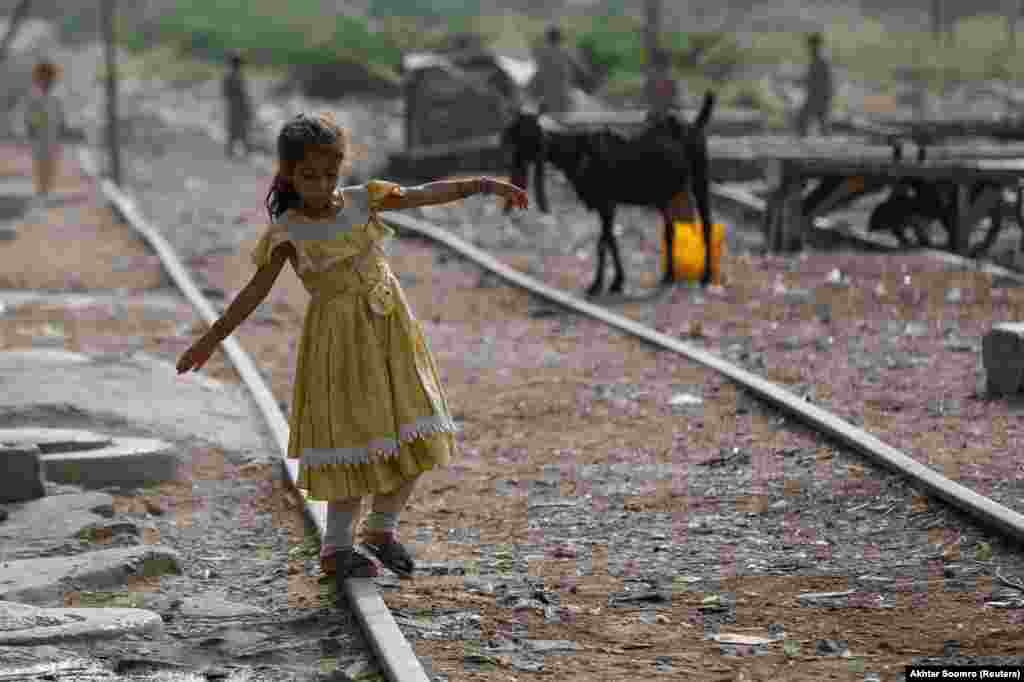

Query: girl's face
[285,148,342,212]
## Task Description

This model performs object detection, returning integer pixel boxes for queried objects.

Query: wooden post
[0,0,32,63]
[644,0,662,110]
[101,0,121,186]
[953,182,970,256]
[1009,0,1017,52]
[931,0,943,42]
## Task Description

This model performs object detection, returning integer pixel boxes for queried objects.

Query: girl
[23,60,65,201]
[176,112,528,584]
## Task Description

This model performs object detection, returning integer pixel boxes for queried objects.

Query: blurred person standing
[645,47,678,118]
[796,32,833,137]
[23,59,65,202]
[223,50,253,158]
[530,25,591,117]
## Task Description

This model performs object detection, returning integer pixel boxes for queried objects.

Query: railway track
[80,123,1024,679]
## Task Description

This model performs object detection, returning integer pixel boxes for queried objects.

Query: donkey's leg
[660,207,675,286]
[587,213,610,297]
[604,206,628,295]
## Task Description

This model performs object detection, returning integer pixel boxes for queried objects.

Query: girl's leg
[362,475,422,578]
[40,157,56,196]
[323,496,380,579]
[324,496,361,552]
[366,474,420,533]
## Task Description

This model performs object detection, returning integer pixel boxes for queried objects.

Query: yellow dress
[251,180,457,501]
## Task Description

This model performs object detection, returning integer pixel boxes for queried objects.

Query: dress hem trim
[298,414,459,468]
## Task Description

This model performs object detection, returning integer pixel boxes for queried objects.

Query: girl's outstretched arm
[176,243,294,374]
[377,177,527,211]
[210,243,294,341]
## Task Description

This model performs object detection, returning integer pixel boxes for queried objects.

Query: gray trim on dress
[300,414,460,468]
[283,185,370,242]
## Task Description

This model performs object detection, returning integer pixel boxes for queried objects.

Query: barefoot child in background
[176,112,528,586]
[23,60,65,203]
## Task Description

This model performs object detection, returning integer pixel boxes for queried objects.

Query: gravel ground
[6,31,1024,678]
[0,147,383,682]
[106,113,1024,680]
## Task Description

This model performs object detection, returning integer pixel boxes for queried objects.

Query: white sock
[324,502,358,551]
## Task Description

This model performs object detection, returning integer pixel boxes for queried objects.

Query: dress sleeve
[366,180,406,211]
[251,222,294,269]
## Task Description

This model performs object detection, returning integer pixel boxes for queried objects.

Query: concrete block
[983,323,1024,395]
[0,600,163,645]
[40,437,179,490]
[0,443,45,503]
[0,545,182,604]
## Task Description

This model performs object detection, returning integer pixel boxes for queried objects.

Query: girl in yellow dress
[177,112,527,583]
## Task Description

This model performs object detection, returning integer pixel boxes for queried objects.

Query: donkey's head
[500,110,546,193]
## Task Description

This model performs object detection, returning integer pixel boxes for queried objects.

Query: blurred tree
[0,0,31,62]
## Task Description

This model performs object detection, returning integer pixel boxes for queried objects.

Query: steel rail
[379,207,1024,547]
[77,146,432,682]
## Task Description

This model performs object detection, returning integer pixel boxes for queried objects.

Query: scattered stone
[713,633,776,656]
[779,336,803,350]
[903,322,929,337]
[701,448,750,467]
[522,639,580,654]
[926,398,962,417]
[946,288,963,303]
[945,336,977,352]
[0,225,18,241]
[669,393,703,408]
[797,590,855,608]
[783,288,813,304]
[815,638,850,657]
[824,269,849,287]
[608,585,671,608]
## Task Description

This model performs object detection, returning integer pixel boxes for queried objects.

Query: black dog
[501,92,716,296]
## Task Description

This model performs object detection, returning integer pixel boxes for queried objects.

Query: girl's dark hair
[265,112,349,221]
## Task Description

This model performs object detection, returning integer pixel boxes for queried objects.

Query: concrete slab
[41,436,178,490]
[0,545,182,604]
[0,428,113,451]
[0,643,110,678]
[0,600,163,645]
[0,349,274,461]
[0,442,45,503]
[0,491,130,561]
[0,426,177,503]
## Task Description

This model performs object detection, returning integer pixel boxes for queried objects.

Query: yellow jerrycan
[662,220,727,284]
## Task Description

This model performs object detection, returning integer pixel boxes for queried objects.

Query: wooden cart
[763,152,1024,256]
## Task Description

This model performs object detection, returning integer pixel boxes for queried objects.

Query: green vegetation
[119,0,404,68]
[111,4,1024,109]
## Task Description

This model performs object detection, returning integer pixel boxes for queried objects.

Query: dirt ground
[5,141,1024,681]
[204,220,1024,680]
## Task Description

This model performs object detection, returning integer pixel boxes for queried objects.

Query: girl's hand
[485,178,529,210]
[176,336,217,374]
